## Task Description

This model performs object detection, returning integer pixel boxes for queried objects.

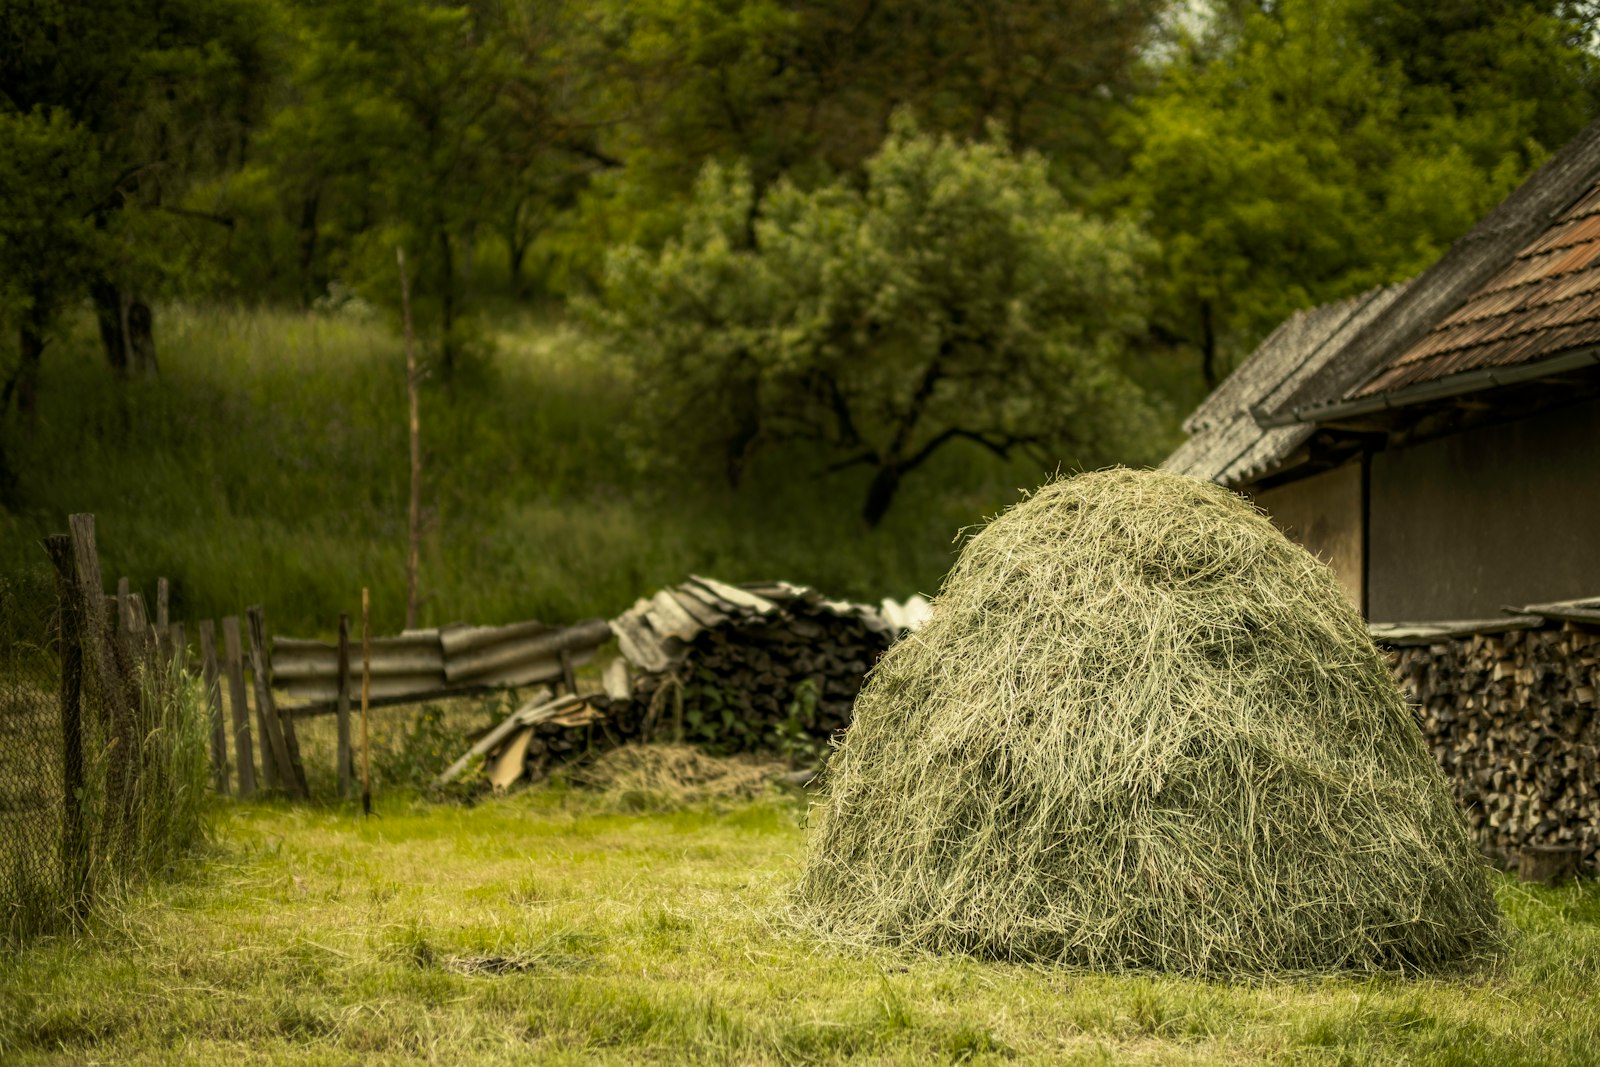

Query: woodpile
[440,577,901,788]
[438,691,648,789]
[1375,599,1600,875]
[614,577,896,755]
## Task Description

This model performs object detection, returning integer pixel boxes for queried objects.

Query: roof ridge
[1258,116,1600,421]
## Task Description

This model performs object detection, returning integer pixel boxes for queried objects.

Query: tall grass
[0,637,210,945]
[1,303,1105,637]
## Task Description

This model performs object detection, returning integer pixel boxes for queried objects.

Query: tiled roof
[1162,285,1404,487]
[1355,178,1600,396]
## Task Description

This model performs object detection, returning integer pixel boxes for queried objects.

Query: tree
[536,0,1169,290]
[249,0,612,367]
[0,110,99,498]
[0,0,275,378]
[1119,0,1600,389]
[592,119,1162,525]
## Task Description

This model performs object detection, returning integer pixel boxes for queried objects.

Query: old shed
[1165,117,1600,623]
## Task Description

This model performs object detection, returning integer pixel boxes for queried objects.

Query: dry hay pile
[575,743,781,807]
[796,468,1503,976]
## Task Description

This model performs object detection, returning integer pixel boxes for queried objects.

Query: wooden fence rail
[91,571,615,801]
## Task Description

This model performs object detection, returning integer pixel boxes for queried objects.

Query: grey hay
[795,468,1504,977]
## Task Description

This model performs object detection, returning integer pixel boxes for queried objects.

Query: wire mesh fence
[0,563,65,942]
[1,517,209,944]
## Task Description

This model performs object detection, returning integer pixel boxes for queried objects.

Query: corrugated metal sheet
[273,618,611,709]
[1356,177,1600,397]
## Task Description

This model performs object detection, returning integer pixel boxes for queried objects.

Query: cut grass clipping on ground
[798,468,1504,977]
[572,743,784,810]
[2,791,1597,1066]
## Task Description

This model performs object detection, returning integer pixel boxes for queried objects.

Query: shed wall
[1253,463,1366,613]
[1367,396,1600,622]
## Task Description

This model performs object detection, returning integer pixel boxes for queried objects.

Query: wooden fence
[108,586,613,801]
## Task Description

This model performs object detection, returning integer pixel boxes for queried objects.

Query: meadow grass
[0,787,1596,1065]
[0,303,1075,639]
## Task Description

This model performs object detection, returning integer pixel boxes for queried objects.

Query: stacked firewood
[441,577,900,788]
[622,578,895,755]
[1383,621,1599,871]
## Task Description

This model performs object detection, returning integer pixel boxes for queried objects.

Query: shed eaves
[1354,176,1600,396]
[1163,283,1406,487]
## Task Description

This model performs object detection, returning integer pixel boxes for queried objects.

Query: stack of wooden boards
[445,577,899,787]
[1373,596,1600,875]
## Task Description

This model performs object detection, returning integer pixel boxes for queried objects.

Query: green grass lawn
[2,787,1597,1065]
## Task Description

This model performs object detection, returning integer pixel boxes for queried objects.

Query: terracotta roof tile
[1559,184,1600,220]
[1354,178,1600,397]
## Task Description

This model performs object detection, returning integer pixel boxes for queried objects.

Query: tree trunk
[91,277,129,375]
[438,229,456,378]
[862,463,902,528]
[297,194,321,307]
[0,304,46,503]
[127,298,157,378]
[16,304,46,422]
[1200,299,1219,390]
[506,204,530,299]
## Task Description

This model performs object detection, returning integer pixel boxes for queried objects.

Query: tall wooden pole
[336,612,353,799]
[361,587,373,816]
[397,247,422,632]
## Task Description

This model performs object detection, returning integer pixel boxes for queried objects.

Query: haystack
[796,469,1503,976]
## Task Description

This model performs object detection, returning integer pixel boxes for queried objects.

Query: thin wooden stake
[221,616,256,798]
[397,247,423,632]
[361,587,373,816]
[155,577,171,663]
[336,612,353,799]
[247,605,306,799]
[199,620,229,795]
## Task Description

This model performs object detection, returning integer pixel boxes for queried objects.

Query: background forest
[2,0,1598,634]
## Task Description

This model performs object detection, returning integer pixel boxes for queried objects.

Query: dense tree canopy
[2,0,1597,512]
[1120,0,1600,386]
[592,121,1162,524]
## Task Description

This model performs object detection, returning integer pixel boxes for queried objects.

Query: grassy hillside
[1,304,1124,637]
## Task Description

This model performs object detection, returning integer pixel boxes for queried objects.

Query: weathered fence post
[73,516,135,868]
[221,616,257,798]
[116,576,131,633]
[198,620,229,795]
[336,612,353,799]
[247,606,307,798]
[44,535,88,910]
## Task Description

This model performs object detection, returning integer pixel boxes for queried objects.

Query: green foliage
[0,305,1041,639]
[593,119,1165,524]
[676,671,827,760]
[0,110,100,322]
[374,704,461,789]
[1120,0,1600,386]
[0,0,275,305]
